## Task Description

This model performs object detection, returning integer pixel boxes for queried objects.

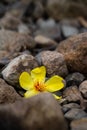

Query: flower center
[34,81,45,92]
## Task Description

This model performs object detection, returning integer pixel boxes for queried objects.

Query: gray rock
[61,25,79,37]
[1,54,38,86]
[37,18,56,29]
[0,93,67,130]
[65,72,85,87]
[36,50,68,77]
[64,108,87,120]
[70,118,87,130]
[62,103,80,113]
[34,24,62,41]
[0,78,21,104]
[18,24,31,34]
[79,80,87,99]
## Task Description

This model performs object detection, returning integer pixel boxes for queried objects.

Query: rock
[46,0,87,19]
[65,72,85,87]
[0,78,21,104]
[56,32,87,75]
[37,18,56,29]
[70,118,87,130]
[62,103,80,113]
[0,29,36,61]
[0,13,21,30]
[18,24,31,34]
[64,108,87,121]
[1,54,38,86]
[79,80,87,99]
[34,24,62,41]
[23,0,44,19]
[63,86,83,103]
[34,35,57,50]
[0,93,67,130]
[61,25,79,38]
[36,50,68,77]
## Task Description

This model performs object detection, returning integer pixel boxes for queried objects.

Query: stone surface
[34,24,62,41]
[36,50,68,77]
[0,13,21,30]
[62,103,80,114]
[61,25,79,38]
[1,54,38,86]
[79,80,87,99]
[63,86,83,103]
[70,118,87,130]
[34,35,57,50]
[65,72,85,87]
[46,0,87,19]
[0,29,36,54]
[64,108,87,121]
[0,78,21,104]
[0,93,67,130]
[56,32,87,75]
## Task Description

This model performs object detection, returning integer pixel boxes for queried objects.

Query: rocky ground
[0,0,87,130]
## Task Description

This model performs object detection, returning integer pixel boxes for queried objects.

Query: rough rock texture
[63,86,83,103]
[46,0,87,19]
[56,32,87,75]
[0,93,67,130]
[79,80,87,99]
[0,30,36,60]
[64,108,87,120]
[1,54,38,86]
[0,78,21,104]
[36,50,68,77]
[70,118,87,130]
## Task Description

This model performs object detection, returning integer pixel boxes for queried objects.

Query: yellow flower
[19,66,64,99]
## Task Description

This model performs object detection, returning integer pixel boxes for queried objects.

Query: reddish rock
[56,32,87,75]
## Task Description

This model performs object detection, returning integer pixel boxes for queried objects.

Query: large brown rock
[0,93,67,130]
[56,32,87,75]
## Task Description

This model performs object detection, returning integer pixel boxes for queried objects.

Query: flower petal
[24,89,39,98]
[53,94,62,100]
[19,72,34,90]
[45,75,64,92]
[31,66,46,82]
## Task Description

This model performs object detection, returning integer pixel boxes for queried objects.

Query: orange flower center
[34,81,45,92]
